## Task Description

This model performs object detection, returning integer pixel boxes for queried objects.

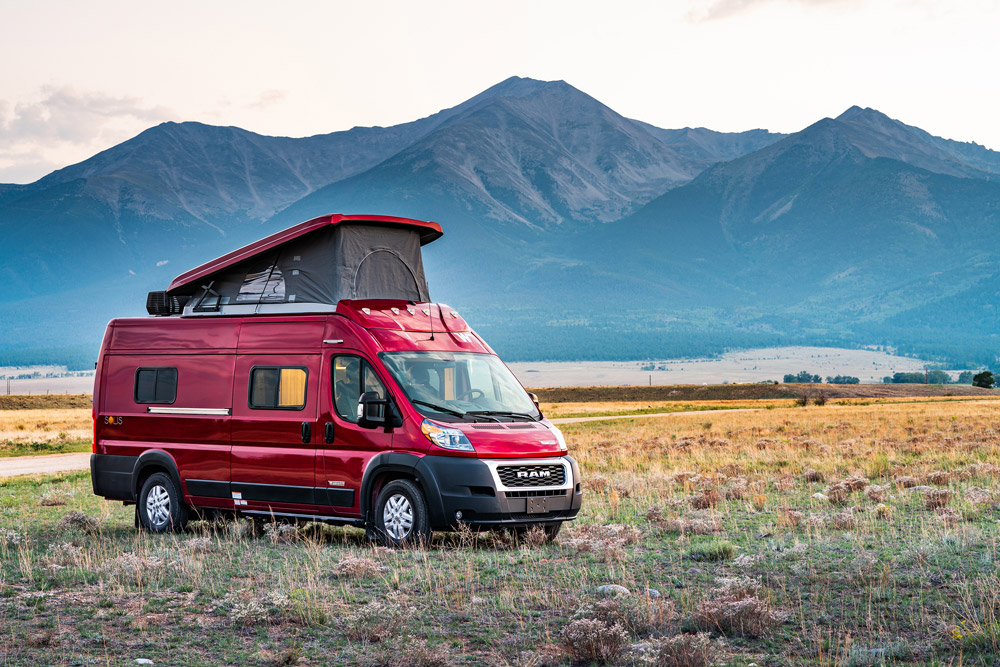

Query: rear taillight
[92,413,97,453]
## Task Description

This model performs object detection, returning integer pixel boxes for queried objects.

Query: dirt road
[0,452,91,479]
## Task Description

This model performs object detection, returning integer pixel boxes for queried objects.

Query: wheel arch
[360,452,441,524]
[131,450,183,500]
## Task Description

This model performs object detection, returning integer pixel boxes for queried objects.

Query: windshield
[380,351,539,422]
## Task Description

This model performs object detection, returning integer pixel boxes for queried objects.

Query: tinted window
[333,355,387,423]
[380,351,538,422]
[135,367,177,404]
[249,366,307,410]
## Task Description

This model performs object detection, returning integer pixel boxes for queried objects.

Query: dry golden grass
[3,398,1000,665]
[562,399,1000,488]
[543,394,1000,419]
[0,408,90,445]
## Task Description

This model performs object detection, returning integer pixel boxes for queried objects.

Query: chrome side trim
[482,457,572,492]
[146,407,231,416]
[182,303,338,317]
[323,339,344,344]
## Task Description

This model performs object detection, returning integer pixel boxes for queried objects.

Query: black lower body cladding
[415,455,582,530]
[91,453,139,501]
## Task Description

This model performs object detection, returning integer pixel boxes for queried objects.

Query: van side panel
[230,352,321,513]
[97,352,235,505]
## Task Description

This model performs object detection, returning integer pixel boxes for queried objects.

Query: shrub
[825,482,851,505]
[346,600,410,642]
[560,618,629,664]
[832,509,857,530]
[563,524,641,561]
[802,469,825,483]
[263,522,300,544]
[923,489,952,510]
[333,556,385,578]
[689,489,720,510]
[43,542,85,570]
[692,577,784,637]
[863,485,889,503]
[644,633,721,667]
[39,490,71,506]
[103,552,164,581]
[684,540,735,562]
[573,596,677,636]
[58,512,99,534]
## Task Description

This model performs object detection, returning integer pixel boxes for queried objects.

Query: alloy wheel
[382,493,414,540]
[146,484,171,528]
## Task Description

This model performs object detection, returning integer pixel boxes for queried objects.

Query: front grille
[497,464,565,487]
[505,488,568,498]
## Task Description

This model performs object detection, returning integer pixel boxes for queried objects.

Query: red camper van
[90,214,582,545]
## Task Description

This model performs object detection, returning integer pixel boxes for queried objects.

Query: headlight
[421,419,475,452]
[550,426,568,452]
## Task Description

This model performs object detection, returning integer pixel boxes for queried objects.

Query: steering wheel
[457,388,485,401]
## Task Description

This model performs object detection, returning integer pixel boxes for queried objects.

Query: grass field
[3,399,999,665]
[0,408,91,458]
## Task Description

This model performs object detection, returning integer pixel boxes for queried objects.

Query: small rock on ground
[596,584,630,596]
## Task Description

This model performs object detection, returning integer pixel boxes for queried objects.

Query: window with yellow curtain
[249,366,307,410]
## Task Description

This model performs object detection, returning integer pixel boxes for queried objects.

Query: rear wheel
[373,479,431,547]
[137,472,188,533]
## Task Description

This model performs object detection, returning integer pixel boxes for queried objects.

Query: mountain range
[1,77,997,369]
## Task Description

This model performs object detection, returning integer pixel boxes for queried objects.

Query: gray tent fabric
[170,222,430,307]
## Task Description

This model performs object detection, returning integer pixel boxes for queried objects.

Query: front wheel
[373,479,431,547]
[137,472,188,533]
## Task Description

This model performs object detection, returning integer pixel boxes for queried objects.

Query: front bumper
[415,454,583,529]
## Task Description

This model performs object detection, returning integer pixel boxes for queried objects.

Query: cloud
[249,89,286,110]
[690,0,858,21]
[0,87,176,183]
[0,86,174,144]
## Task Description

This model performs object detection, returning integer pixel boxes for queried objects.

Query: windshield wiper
[411,400,467,419]
[466,410,539,421]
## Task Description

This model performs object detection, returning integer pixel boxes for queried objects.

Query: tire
[373,479,431,547]
[137,472,188,533]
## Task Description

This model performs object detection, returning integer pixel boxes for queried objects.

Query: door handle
[324,422,335,444]
[301,422,311,444]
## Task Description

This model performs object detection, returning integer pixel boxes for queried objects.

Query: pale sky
[1,0,997,183]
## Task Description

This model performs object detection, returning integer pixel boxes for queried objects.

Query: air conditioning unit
[146,291,189,316]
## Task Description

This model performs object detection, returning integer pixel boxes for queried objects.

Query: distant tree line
[783,371,860,384]
[783,371,822,383]
[881,370,995,386]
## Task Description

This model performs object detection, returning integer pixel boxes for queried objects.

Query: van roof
[167,214,443,294]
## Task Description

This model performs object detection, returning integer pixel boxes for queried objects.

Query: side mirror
[357,391,389,429]
[528,392,541,413]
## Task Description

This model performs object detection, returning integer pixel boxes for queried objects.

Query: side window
[333,355,387,423]
[135,367,177,404]
[249,366,307,410]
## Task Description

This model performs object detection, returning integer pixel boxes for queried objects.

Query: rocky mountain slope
[1,78,997,367]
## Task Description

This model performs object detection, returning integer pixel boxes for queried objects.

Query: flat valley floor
[3,397,1000,665]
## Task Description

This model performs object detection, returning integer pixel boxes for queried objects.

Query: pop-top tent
[147,214,443,316]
